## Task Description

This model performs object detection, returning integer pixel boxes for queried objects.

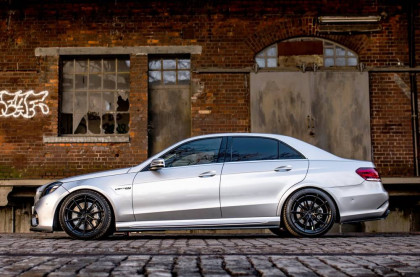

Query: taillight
[356,168,381,181]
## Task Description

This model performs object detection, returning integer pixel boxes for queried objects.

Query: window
[160,138,223,168]
[229,137,278,162]
[255,38,358,68]
[255,44,278,68]
[322,41,358,67]
[60,57,130,135]
[148,55,191,85]
[279,141,305,159]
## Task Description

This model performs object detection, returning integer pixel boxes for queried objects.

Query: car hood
[59,167,132,183]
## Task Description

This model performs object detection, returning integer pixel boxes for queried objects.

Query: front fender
[62,172,137,222]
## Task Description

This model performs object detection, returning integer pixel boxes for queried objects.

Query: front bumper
[30,186,69,232]
[325,180,390,223]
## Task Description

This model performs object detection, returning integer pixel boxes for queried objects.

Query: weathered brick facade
[0,0,419,179]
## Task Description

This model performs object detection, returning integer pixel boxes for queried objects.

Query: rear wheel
[59,190,113,240]
[282,188,336,237]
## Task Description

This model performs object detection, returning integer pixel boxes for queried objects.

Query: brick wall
[0,0,418,178]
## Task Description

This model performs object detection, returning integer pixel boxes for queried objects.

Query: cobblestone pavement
[0,232,419,276]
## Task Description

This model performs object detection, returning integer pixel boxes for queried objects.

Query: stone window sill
[43,136,130,143]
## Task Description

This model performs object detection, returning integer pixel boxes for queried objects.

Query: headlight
[40,182,63,198]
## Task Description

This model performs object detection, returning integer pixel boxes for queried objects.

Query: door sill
[116,217,280,232]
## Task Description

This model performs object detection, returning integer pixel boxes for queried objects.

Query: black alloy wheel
[59,190,113,240]
[282,188,336,237]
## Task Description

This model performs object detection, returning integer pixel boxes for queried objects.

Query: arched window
[255,37,358,68]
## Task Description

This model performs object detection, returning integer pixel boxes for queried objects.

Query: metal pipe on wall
[408,0,419,176]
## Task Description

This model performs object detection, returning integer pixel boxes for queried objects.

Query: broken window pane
[75,75,87,90]
[75,60,87,73]
[88,112,101,134]
[163,71,176,84]
[61,91,73,113]
[75,91,88,114]
[61,56,130,136]
[348,51,356,57]
[117,74,130,90]
[88,92,101,113]
[60,113,72,134]
[163,59,176,69]
[149,60,161,70]
[117,59,130,72]
[103,92,114,112]
[117,113,130,134]
[89,74,102,90]
[62,74,73,92]
[103,74,116,90]
[103,59,116,72]
[74,114,87,134]
[117,91,129,111]
[89,60,102,73]
[178,59,190,69]
[102,113,115,134]
[149,71,161,84]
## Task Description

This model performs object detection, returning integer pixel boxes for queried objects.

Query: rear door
[220,136,309,218]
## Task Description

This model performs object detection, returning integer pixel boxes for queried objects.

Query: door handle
[274,165,292,172]
[199,171,216,178]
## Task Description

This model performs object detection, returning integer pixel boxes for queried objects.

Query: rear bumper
[325,181,390,223]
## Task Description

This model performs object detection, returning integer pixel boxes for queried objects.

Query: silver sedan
[31,133,389,239]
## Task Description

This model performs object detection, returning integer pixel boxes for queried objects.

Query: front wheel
[282,188,336,237]
[59,190,113,240]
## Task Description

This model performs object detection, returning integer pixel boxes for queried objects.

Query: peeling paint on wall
[0,90,49,118]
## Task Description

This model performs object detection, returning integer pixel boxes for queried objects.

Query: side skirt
[116,217,280,232]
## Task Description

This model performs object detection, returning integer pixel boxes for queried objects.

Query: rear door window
[228,137,278,162]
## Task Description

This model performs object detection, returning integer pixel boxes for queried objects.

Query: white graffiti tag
[0,90,49,118]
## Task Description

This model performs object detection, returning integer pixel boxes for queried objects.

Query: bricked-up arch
[245,17,371,64]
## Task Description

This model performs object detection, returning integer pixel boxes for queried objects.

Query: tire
[282,188,336,237]
[59,190,113,240]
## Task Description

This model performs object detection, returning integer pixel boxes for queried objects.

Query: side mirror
[150,158,165,170]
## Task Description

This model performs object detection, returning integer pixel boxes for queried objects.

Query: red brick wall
[0,0,418,178]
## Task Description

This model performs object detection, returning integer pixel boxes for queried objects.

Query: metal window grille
[60,57,130,135]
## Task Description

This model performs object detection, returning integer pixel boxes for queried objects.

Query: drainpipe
[408,0,419,176]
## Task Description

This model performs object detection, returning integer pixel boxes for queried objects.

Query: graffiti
[0,90,49,118]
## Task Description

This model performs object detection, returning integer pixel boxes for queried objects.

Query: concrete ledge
[382,177,420,184]
[0,180,54,187]
[35,46,202,56]
[43,136,129,143]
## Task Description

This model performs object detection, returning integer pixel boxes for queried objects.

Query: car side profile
[31,133,389,239]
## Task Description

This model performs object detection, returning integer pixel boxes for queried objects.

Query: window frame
[255,37,358,68]
[225,136,306,163]
[148,54,191,86]
[143,137,227,170]
[58,55,131,137]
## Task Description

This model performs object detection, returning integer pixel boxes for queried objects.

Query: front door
[148,55,191,156]
[132,137,224,221]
